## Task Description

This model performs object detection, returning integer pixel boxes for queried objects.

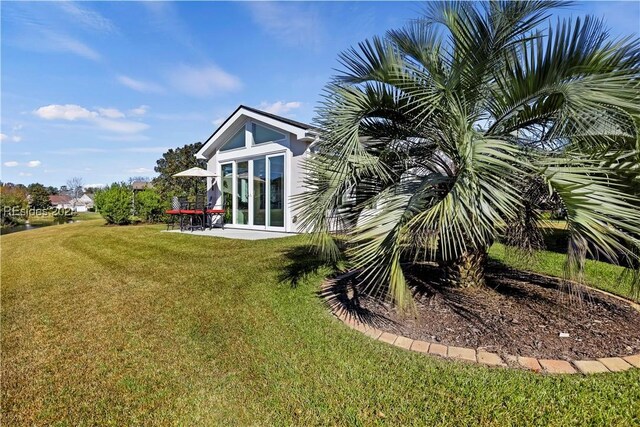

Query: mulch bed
[326,262,640,360]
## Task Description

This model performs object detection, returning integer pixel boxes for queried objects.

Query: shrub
[134,189,165,223]
[0,185,28,226]
[96,183,132,225]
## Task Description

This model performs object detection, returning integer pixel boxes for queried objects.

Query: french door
[221,154,285,230]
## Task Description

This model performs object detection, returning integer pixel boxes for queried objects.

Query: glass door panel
[253,158,266,226]
[236,161,249,224]
[221,163,233,224]
[268,156,284,227]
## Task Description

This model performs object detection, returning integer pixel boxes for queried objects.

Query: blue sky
[1,1,638,188]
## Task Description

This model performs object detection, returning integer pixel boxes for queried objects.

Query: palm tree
[297,1,640,308]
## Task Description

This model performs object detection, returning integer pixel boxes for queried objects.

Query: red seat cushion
[206,209,225,214]
[165,210,180,215]
[180,209,204,214]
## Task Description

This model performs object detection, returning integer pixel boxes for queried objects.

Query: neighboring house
[196,105,319,232]
[78,193,94,210]
[49,195,73,210]
[132,181,153,191]
[49,194,90,212]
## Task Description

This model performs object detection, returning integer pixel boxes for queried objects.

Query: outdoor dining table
[165,202,225,231]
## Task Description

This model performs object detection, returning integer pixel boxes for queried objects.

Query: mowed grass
[2,217,639,426]
[489,242,638,300]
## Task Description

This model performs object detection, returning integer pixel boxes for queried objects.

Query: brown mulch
[326,262,640,360]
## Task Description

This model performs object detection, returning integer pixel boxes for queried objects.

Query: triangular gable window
[220,128,246,152]
[252,123,285,144]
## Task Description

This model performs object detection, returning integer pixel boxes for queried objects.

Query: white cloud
[12,135,23,142]
[128,167,153,174]
[2,160,41,168]
[93,117,149,134]
[99,134,150,142]
[35,104,97,121]
[0,133,6,141]
[117,75,164,93]
[5,3,102,62]
[56,2,116,33]
[42,30,101,61]
[168,64,242,97]
[128,105,150,116]
[46,148,108,155]
[153,112,206,121]
[258,101,302,115]
[212,117,225,126]
[121,146,169,153]
[84,183,106,188]
[19,172,33,177]
[97,108,125,119]
[34,104,149,134]
[246,3,323,49]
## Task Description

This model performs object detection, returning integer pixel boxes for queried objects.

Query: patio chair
[165,196,190,231]
[206,204,225,229]
[165,196,181,230]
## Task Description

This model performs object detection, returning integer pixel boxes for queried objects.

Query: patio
[162,227,293,240]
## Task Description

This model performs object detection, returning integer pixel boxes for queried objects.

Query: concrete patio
[162,228,295,240]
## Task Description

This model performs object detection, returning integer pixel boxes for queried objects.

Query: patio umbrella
[173,167,218,178]
[172,167,218,203]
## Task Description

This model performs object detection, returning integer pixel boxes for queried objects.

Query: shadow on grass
[278,244,342,288]
[533,228,635,269]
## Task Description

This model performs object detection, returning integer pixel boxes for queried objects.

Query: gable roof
[132,181,153,191]
[49,195,72,205]
[239,105,314,131]
[196,105,319,159]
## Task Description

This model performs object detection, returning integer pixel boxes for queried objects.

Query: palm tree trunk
[440,248,488,288]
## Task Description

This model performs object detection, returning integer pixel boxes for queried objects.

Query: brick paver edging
[321,274,640,375]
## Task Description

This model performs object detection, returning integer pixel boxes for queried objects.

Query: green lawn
[2,218,639,426]
[489,242,638,300]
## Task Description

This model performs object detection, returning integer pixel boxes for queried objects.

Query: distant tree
[0,184,28,225]
[83,187,101,195]
[153,142,205,199]
[45,186,59,195]
[27,183,51,210]
[66,177,84,200]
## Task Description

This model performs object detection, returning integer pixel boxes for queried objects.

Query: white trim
[216,153,287,231]
[265,153,286,231]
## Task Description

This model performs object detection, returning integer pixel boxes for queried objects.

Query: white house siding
[288,133,310,230]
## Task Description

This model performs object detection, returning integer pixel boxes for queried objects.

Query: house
[132,181,153,191]
[77,194,94,210]
[196,105,319,232]
[49,195,73,210]
[49,194,91,212]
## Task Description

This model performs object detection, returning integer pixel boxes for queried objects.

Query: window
[252,123,285,145]
[220,128,246,152]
